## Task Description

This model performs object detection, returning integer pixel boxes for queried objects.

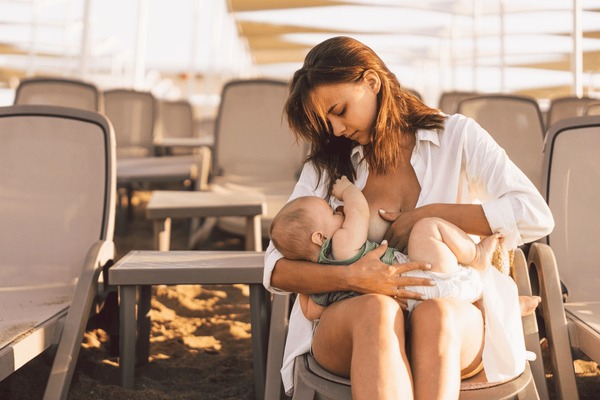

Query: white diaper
[393,251,483,312]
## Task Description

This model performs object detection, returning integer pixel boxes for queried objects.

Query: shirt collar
[416,127,440,147]
[351,145,364,167]
[350,127,440,165]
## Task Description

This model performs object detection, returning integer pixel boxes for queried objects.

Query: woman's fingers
[392,262,435,301]
[378,209,399,222]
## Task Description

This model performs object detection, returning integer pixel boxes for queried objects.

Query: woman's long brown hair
[284,36,446,195]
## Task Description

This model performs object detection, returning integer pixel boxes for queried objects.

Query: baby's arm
[331,176,370,260]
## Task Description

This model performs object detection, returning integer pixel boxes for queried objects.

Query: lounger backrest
[585,103,600,116]
[103,89,156,158]
[14,76,101,112]
[458,94,545,194]
[437,91,478,114]
[157,99,194,139]
[213,79,305,180]
[546,96,600,129]
[543,116,600,302]
[0,105,115,289]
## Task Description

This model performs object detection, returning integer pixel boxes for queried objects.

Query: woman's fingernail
[378,209,385,214]
[425,263,432,269]
[381,239,388,244]
[429,280,436,286]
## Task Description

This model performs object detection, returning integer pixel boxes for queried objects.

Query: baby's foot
[519,295,541,316]
[470,233,500,271]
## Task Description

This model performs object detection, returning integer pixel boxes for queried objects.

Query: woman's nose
[330,117,346,137]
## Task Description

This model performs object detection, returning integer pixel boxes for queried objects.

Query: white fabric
[404,266,483,312]
[392,251,483,312]
[263,113,554,394]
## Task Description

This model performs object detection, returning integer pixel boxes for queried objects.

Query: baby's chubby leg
[408,217,499,273]
[408,217,470,274]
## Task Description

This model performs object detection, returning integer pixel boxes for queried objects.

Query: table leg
[153,217,172,251]
[245,214,262,252]
[137,285,152,366]
[119,285,137,388]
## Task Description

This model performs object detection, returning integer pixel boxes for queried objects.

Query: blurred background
[1,0,600,121]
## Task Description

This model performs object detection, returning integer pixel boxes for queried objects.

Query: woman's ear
[363,70,381,94]
[311,231,326,246]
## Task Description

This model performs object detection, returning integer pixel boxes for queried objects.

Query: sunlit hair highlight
[284,36,446,195]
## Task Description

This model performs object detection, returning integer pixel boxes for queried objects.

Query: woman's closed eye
[334,107,345,116]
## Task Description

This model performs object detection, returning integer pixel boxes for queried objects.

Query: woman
[263,36,553,399]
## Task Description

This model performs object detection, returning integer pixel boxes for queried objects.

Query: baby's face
[311,198,345,239]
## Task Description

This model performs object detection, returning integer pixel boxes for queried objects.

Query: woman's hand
[379,209,419,251]
[346,241,434,310]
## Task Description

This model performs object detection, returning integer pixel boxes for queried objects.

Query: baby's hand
[332,176,354,199]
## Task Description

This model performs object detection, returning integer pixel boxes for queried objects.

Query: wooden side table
[111,190,268,400]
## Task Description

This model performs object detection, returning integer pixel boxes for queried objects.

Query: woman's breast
[367,205,391,243]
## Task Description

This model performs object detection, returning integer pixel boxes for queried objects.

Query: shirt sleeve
[263,162,329,293]
[460,117,554,248]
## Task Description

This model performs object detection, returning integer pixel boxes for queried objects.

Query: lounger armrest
[527,243,579,400]
[43,239,115,400]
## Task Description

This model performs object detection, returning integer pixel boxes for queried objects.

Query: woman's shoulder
[439,113,488,142]
[443,113,478,132]
[291,161,329,199]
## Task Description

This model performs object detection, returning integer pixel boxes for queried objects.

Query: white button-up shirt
[264,113,554,394]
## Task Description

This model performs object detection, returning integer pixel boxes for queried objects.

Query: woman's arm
[381,116,553,250]
[270,242,434,300]
[381,203,491,251]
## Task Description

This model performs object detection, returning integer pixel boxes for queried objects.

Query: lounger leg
[153,218,172,252]
[119,285,137,389]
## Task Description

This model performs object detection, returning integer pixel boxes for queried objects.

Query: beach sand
[0,191,598,399]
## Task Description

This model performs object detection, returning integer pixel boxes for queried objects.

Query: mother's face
[310,71,380,146]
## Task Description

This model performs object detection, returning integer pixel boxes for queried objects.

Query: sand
[0,191,598,399]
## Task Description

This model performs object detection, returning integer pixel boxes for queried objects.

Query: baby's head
[270,196,339,262]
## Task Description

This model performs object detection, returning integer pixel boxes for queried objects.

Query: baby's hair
[270,196,323,261]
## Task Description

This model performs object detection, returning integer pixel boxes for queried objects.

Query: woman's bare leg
[409,298,484,400]
[312,294,413,399]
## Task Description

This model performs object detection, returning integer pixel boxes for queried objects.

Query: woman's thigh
[311,294,406,377]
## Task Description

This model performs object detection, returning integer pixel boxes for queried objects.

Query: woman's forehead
[309,83,346,113]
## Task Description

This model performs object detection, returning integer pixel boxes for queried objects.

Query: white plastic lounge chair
[0,104,116,399]
[103,89,157,159]
[14,76,101,112]
[457,94,546,193]
[264,247,579,400]
[584,103,600,116]
[534,115,600,384]
[546,96,600,129]
[437,91,479,114]
[207,79,307,241]
[103,89,200,222]
[156,99,198,156]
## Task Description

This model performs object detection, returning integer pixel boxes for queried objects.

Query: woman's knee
[352,294,406,333]
[411,298,460,337]
[411,298,482,343]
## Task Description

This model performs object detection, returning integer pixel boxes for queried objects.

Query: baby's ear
[311,231,326,246]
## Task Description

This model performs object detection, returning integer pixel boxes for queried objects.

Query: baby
[270,176,508,321]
